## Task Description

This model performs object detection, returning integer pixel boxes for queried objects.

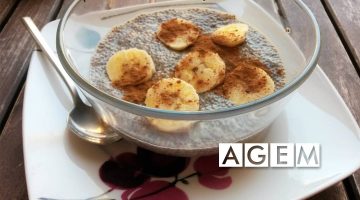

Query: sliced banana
[106,48,155,87]
[145,78,199,132]
[223,64,275,105]
[174,50,226,93]
[156,18,201,51]
[145,78,199,111]
[211,23,249,47]
[146,119,196,133]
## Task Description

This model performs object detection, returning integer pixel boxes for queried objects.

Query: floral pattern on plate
[99,148,231,200]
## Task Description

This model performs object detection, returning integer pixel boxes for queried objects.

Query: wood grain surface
[0,0,62,129]
[0,89,27,200]
[0,0,64,199]
[354,173,360,199]
[0,0,359,199]
[323,0,360,73]
[309,182,349,200]
[0,0,19,30]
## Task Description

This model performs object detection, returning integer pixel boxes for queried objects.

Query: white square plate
[23,20,360,200]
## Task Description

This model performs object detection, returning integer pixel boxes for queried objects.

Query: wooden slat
[344,176,360,200]
[0,0,66,199]
[0,0,62,129]
[0,89,27,200]
[354,173,360,199]
[309,183,348,200]
[321,0,360,197]
[323,0,360,72]
[0,0,19,29]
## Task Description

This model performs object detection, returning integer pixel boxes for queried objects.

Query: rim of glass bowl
[57,0,320,120]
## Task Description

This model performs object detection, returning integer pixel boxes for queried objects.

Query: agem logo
[219,143,320,167]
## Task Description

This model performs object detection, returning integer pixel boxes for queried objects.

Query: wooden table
[0,0,359,199]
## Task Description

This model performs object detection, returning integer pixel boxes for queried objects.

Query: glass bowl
[57,0,320,156]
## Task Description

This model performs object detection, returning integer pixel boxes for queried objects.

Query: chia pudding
[90,8,285,111]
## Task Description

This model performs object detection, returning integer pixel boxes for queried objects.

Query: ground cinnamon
[116,79,157,104]
[112,63,149,87]
[157,18,200,43]
[192,33,273,94]
[224,64,267,94]
[117,32,280,103]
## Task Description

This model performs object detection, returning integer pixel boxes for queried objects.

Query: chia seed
[90,8,285,111]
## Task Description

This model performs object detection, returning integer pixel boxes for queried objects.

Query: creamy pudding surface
[90,8,285,111]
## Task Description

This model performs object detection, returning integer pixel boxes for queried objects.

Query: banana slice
[157,18,200,51]
[211,23,249,47]
[145,78,199,111]
[174,50,226,93]
[145,78,199,132]
[106,48,155,87]
[223,63,275,105]
[147,119,196,133]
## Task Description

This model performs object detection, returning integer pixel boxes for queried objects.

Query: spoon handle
[22,17,81,105]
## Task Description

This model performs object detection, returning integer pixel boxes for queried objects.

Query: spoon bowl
[68,103,121,144]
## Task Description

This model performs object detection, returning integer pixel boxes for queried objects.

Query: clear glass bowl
[57,0,320,156]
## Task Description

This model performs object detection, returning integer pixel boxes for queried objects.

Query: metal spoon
[22,17,122,144]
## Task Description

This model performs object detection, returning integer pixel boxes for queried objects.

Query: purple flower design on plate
[99,152,150,189]
[98,148,233,200]
[193,155,232,189]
